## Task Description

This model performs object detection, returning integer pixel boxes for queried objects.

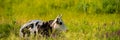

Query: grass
[0,0,120,40]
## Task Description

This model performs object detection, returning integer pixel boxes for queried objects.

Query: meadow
[0,0,120,40]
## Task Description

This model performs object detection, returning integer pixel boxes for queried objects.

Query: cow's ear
[56,15,59,18]
[59,14,62,18]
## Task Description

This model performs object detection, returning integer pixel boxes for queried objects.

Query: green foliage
[0,0,120,40]
[0,24,11,38]
[102,0,118,13]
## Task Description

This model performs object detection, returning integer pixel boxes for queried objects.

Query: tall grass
[0,0,120,40]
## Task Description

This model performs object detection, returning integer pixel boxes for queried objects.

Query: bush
[102,0,118,13]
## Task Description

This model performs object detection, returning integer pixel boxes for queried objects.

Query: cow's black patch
[56,20,62,25]
[21,28,31,37]
[59,22,62,25]
[30,24,34,28]
[37,20,54,37]
[35,21,39,26]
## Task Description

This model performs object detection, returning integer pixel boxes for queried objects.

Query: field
[0,0,120,40]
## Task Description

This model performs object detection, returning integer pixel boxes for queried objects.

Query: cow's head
[51,15,67,32]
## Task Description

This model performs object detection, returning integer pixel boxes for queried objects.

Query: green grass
[0,0,120,40]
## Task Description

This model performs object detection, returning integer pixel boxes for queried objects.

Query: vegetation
[0,0,120,40]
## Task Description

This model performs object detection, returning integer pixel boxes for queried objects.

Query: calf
[19,15,67,38]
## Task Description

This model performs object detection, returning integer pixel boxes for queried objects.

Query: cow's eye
[59,22,62,25]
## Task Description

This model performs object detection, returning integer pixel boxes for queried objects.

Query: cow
[19,15,67,38]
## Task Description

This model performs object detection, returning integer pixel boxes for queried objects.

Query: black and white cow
[19,15,67,38]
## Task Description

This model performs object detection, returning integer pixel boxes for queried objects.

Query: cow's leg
[27,32,30,37]
[23,33,25,37]
[34,31,36,36]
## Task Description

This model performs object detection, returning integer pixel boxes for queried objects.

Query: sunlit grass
[0,0,120,40]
